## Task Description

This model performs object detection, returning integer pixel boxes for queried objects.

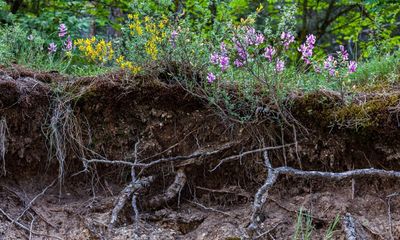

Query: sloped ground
[1,66,400,239]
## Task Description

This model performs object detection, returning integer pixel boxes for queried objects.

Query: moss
[291,89,400,132]
[351,80,392,93]
[331,94,400,130]
[290,90,341,129]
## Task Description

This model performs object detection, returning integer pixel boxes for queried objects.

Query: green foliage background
[1,0,399,58]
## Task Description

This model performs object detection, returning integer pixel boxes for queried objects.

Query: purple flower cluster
[244,27,264,46]
[210,42,230,72]
[338,45,349,61]
[323,45,357,75]
[234,59,244,68]
[263,45,276,62]
[231,27,265,68]
[205,27,357,85]
[324,55,336,76]
[207,72,216,83]
[275,59,285,73]
[348,61,357,73]
[48,42,57,54]
[210,52,219,64]
[234,39,248,61]
[281,32,295,49]
[64,36,73,52]
[219,55,230,71]
[58,24,68,38]
[298,34,316,65]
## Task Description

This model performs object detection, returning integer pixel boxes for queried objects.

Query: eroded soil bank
[1,66,400,239]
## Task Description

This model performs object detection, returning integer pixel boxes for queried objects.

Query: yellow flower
[256,3,263,13]
[135,25,143,35]
[75,37,114,64]
[144,16,150,22]
[145,40,158,60]
[116,55,124,64]
[130,66,141,75]
[108,48,114,60]
[128,14,134,20]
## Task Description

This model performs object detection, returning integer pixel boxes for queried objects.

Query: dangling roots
[46,95,85,195]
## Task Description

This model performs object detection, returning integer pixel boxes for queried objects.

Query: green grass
[293,208,341,240]
[350,53,400,86]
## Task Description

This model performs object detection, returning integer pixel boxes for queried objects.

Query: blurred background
[0,0,399,57]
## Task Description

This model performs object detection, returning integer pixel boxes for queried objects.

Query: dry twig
[12,178,57,226]
[187,199,233,218]
[0,207,63,240]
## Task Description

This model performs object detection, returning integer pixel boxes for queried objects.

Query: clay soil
[1,66,400,239]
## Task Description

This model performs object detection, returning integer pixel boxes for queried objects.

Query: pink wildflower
[339,45,349,61]
[219,56,230,71]
[298,34,316,65]
[281,32,295,49]
[275,59,285,73]
[58,24,68,37]
[210,52,219,64]
[348,61,357,73]
[48,42,57,54]
[207,72,216,83]
[234,59,243,68]
[263,45,276,62]
[324,55,336,76]
[64,36,73,51]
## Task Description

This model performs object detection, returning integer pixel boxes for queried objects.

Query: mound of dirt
[1,66,400,239]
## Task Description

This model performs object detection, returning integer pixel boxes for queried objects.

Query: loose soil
[1,66,400,239]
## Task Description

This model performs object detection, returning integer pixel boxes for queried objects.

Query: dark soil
[1,66,400,239]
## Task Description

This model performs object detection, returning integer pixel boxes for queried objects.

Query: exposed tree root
[109,176,154,228]
[247,151,278,236]
[0,117,8,176]
[247,151,400,238]
[343,213,357,240]
[145,168,187,209]
[83,141,239,169]
[210,143,295,172]
[386,192,400,240]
